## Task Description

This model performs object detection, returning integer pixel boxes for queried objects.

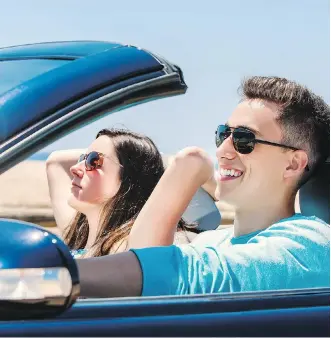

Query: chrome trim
[77,286,330,303]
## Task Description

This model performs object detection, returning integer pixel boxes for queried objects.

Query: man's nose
[216,135,237,160]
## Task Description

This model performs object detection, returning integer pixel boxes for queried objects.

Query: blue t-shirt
[131,214,330,296]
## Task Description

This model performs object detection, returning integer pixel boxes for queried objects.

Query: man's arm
[77,218,328,298]
[77,251,142,298]
[201,174,217,201]
[128,147,214,249]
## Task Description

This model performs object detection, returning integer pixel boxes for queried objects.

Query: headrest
[299,160,330,224]
[182,187,221,231]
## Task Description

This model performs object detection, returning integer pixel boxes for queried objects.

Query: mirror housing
[0,218,79,320]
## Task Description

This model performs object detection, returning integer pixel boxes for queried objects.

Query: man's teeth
[220,168,243,177]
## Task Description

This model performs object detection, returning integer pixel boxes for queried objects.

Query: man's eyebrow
[237,125,261,135]
[227,123,262,136]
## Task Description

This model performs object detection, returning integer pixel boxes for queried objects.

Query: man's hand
[174,147,215,186]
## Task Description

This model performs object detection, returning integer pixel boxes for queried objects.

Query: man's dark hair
[239,76,330,184]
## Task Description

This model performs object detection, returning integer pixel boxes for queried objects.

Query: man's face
[215,99,293,209]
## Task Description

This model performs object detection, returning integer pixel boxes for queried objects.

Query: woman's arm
[128,147,214,249]
[46,149,85,235]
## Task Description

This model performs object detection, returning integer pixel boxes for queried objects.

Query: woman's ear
[284,150,309,179]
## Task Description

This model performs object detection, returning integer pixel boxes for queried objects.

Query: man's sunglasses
[77,151,122,171]
[215,124,300,155]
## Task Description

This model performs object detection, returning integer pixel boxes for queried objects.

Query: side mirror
[0,218,79,320]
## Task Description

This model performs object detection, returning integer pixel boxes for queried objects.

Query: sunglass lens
[232,129,255,154]
[78,154,85,163]
[215,125,231,147]
[85,151,101,171]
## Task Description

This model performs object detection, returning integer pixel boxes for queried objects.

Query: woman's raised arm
[46,149,85,236]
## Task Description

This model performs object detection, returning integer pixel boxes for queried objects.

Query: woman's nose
[70,162,84,178]
[216,134,237,160]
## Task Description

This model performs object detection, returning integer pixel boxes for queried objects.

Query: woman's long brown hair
[64,128,197,256]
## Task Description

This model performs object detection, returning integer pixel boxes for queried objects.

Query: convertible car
[0,41,329,337]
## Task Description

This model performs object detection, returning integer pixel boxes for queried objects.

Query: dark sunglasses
[78,151,123,171]
[215,124,300,155]
[78,151,105,171]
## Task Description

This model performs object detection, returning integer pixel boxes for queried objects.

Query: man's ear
[284,150,309,179]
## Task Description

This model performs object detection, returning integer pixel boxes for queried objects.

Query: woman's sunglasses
[215,124,300,155]
[77,151,122,171]
[78,151,105,171]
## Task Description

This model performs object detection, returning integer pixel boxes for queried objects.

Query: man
[77,76,330,297]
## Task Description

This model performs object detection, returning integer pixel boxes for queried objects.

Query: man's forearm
[128,147,214,249]
[77,251,143,298]
[201,173,217,201]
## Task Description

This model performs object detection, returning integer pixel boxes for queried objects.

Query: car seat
[299,159,330,224]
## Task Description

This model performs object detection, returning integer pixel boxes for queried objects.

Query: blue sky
[1,0,329,157]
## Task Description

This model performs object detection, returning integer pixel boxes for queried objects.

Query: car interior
[299,159,330,224]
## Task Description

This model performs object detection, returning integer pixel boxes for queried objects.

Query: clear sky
[1,0,329,156]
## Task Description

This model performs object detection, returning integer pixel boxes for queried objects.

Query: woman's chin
[68,195,97,214]
[68,195,84,211]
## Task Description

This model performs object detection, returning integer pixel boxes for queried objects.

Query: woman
[46,128,197,258]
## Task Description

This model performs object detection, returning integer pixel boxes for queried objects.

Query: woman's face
[68,136,122,213]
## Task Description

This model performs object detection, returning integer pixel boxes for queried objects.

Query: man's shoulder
[273,214,329,231]
[255,214,330,245]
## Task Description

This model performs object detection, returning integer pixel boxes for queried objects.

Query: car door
[0,288,329,336]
